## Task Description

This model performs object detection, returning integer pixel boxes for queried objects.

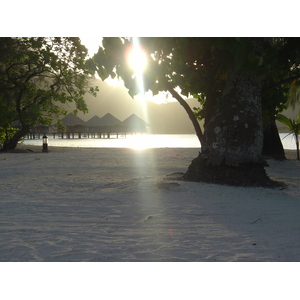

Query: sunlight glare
[80,37,102,57]
[127,38,150,128]
[127,41,147,74]
[129,135,150,150]
[104,75,124,87]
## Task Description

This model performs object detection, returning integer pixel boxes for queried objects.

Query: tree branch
[263,74,300,91]
[164,80,204,147]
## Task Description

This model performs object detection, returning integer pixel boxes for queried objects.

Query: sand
[1,144,299,263]
[1,144,299,298]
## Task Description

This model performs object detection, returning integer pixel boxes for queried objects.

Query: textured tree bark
[184,68,280,187]
[296,134,300,160]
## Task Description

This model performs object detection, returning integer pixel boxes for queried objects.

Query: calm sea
[22,133,297,150]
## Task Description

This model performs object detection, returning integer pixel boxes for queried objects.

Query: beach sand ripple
[0,146,299,261]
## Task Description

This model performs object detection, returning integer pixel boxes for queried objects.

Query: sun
[127,39,147,74]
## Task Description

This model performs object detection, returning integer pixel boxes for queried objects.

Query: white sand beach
[1,144,299,298]
[1,144,299,263]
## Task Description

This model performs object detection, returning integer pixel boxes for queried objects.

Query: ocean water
[22,133,297,150]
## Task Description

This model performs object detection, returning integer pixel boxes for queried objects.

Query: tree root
[183,155,284,188]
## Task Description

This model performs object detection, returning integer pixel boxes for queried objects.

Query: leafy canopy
[90,38,298,122]
[0,37,98,147]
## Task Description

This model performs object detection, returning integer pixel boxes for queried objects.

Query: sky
[80,37,102,57]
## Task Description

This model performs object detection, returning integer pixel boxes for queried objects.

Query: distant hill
[71,79,202,134]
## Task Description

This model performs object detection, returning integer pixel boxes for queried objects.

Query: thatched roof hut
[61,113,86,133]
[61,113,86,127]
[85,115,103,127]
[122,114,149,132]
[31,124,49,133]
[99,113,122,127]
[85,113,122,133]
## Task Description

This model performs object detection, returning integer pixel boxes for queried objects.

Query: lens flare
[127,38,149,129]
[128,38,147,75]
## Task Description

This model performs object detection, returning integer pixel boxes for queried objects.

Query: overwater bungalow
[122,114,149,134]
[60,113,86,138]
[85,113,123,138]
[22,112,149,140]
[29,124,49,139]
[85,115,102,137]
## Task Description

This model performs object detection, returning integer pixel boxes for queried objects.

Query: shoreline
[3,142,298,161]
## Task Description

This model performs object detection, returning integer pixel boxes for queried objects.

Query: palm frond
[276,114,293,128]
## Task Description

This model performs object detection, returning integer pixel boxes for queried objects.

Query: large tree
[0,37,97,151]
[90,37,299,187]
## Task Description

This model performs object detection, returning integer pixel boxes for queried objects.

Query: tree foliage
[91,38,300,118]
[261,38,300,118]
[0,37,98,150]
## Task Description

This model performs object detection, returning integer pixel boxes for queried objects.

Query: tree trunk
[296,134,300,160]
[184,68,280,187]
[262,117,286,160]
[1,126,30,151]
[203,68,264,166]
